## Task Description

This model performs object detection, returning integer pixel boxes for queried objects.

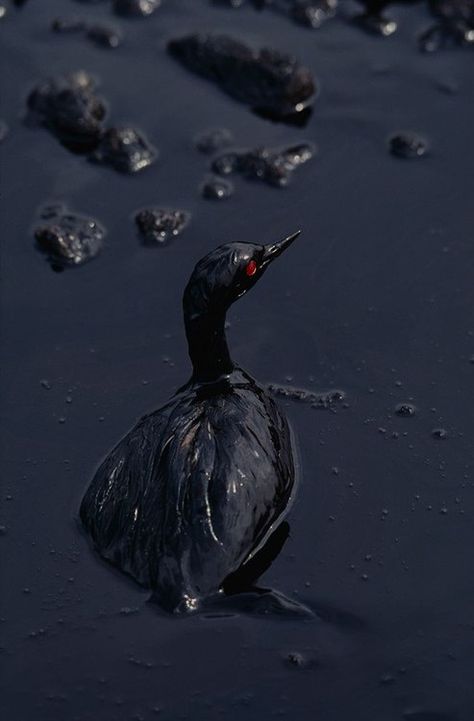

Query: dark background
[1,2,473,720]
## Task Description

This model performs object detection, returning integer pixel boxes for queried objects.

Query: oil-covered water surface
[1,1,473,720]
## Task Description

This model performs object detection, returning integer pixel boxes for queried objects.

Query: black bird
[80,231,300,613]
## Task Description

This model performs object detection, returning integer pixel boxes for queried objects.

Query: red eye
[246,260,257,277]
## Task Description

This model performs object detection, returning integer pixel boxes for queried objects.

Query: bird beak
[262,230,301,267]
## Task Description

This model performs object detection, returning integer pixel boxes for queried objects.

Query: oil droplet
[432,428,448,440]
[389,132,429,159]
[201,176,234,200]
[395,403,416,417]
[285,652,309,668]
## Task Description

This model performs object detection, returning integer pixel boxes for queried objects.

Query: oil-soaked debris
[135,208,190,245]
[268,383,345,409]
[214,0,338,28]
[27,71,106,152]
[195,127,234,155]
[201,176,234,200]
[395,402,417,417]
[0,120,8,142]
[52,17,122,48]
[113,0,160,17]
[34,204,105,270]
[92,127,157,173]
[168,34,316,122]
[420,0,474,51]
[212,142,315,188]
[389,132,428,159]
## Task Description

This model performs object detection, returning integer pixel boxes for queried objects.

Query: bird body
[80,233,300,613]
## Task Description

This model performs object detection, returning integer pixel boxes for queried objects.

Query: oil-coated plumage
[80,232,300,612]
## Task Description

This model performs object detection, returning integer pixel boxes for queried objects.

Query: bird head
[183,231,301,321]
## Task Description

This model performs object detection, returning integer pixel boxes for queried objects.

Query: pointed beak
[262,230,301,267]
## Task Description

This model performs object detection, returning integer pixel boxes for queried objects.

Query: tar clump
[168,33,316,121]
[135,208,190,244]
[27,71,106,151]
[211,142,315,187]
[92,127,157,173]
[34,204,105,270]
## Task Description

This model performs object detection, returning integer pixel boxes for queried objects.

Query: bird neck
[185,309,234,383]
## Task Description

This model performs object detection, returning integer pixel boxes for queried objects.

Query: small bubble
[439,506,448,515]
[0,525,6,535]
[58,417,66,424]
[40,379,51,390]
[361,574,369,582]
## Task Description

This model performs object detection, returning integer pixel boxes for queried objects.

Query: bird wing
[80,382,295,610]
[80,407,172,586]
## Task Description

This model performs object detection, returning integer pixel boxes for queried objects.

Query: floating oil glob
[34,203,105,270]
[211,142,316,188]
[135,208,190,245]
[27,71,107,152]
[395,402,417,417]
[27,72,157,171]
[92,127,157,173]
[80,232,302,613]
[168,33,316,123]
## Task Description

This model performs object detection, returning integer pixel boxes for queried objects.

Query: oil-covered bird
[80,231,301,613]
